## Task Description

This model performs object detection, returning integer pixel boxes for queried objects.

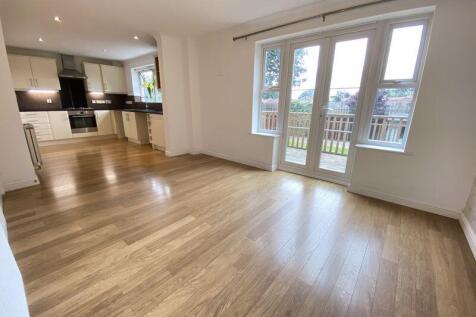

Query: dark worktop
[19,107,163,115]
[122,108,163,115]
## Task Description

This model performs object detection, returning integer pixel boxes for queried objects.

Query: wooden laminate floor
[4,139,476,316]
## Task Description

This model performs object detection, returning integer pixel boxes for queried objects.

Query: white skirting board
[3,177,39,192]
[348,183,460,219]
[460,214,476,260]
[200,149,275,171]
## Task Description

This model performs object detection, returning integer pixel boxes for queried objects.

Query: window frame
[134,64,160,103]
[361,17,431,150]
[257,43,284,134]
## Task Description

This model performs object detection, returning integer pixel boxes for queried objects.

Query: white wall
[0,17,31,317]
[122,53,157,96]
[462,177,476,257]
[350,0,476,217]
[0,20,38,191]
[155,33,195,156]
[192,0,476,216]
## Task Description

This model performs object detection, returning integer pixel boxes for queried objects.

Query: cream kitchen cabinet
[83,62,127,94]
[20,112,54,141]
[147,114,166,150]
[8,54,60,90]
[95,110,114,135]
[122,111,149,144]
[101,65,127,94]
[48,111,72,139]
[83,62,103,92]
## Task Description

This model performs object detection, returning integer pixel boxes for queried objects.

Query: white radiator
[23,123,42,169]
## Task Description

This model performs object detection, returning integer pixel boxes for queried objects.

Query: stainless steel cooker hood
[58,55,87,79]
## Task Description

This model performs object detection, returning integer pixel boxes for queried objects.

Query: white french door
[279,29,374,184]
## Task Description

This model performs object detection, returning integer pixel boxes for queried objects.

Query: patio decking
[285,148,348,173]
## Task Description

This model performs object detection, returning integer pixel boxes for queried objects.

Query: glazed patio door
[279,30,373,184]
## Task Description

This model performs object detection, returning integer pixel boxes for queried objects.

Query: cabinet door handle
[35,78,39,87]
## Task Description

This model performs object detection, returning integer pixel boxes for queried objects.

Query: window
[133,65,161,103]
[258,46,282,133]
[366,20,428,147]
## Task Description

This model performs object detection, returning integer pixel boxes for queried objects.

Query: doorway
[279,29,373,184]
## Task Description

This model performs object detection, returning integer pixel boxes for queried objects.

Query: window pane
[368,88,416,143]
[263,48,281,88]
[284,45,320,165]
[384,25,423,80]
[319,38,367,173]
[138,68,158,102]
[259,91,279,131]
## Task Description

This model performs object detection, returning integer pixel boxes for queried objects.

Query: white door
[95,110,114,135]
[101,65,127,94]
[30,57,61,90]
[83,63,104,92]
[8,54,35,90]
[279,30,373,184]
[48,111,72,139]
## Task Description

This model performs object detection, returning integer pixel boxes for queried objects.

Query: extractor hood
[58,55,87,79]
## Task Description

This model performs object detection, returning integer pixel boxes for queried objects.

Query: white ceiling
[0,0,325,61]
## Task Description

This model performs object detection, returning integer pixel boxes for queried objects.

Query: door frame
[278,37,331,175]
[278,25,377,185]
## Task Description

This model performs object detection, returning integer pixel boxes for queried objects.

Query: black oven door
[69,115,98,133]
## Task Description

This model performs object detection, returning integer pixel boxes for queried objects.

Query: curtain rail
[233,0,399,41]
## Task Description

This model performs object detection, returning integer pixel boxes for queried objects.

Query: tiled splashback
[16,90,162,112]
[16,91,62,111]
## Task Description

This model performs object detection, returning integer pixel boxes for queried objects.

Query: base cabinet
[147,114,166,150]
[20,111,54,141]
[122,111,149,144]
[48,111,72,139]
[95,110,114,136]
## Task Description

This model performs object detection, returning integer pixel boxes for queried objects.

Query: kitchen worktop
[122,108,163,115]
[19,107,163,115]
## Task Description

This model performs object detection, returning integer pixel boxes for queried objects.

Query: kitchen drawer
[36,133,54,141]
[35,128,53,136]
[30,122,52,130]
[21,118,50,125]
[20,112,49,120]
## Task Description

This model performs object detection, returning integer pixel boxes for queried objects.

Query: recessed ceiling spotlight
[133,35,139,40]
[103,49,108,52]
[54,16,62,23]
[38,37,44,42]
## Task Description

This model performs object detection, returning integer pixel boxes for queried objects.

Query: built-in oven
[68,110,98,133]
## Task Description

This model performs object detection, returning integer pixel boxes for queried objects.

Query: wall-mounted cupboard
[8,54,60,90]
[83,62,127,94]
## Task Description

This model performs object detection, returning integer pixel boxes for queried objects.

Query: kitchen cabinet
[83,62,103,92]
[8,55,60,90]
[147,114,166,150]
[95,110,114,135]
[8,55,34,89]
[30,57,61,90]
[83,63,127,94]
[122,111,149,144]
[48,111,72,139]
[101,65,127,94]
[112,111,125,138]
[20,112,54,141]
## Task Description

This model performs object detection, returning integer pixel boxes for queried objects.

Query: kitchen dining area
[9,47,166,171]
